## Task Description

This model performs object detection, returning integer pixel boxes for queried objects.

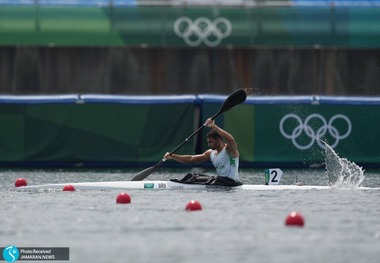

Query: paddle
[130,88,248,181]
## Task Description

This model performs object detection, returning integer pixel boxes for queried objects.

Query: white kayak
[17,180,380,191]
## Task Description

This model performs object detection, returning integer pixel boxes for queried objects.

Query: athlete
[164,117,242,186]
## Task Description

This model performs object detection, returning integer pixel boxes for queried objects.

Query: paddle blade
[213,89,247,119]
[130,165,158,181]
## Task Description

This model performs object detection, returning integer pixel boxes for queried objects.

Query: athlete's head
[206,130,223,150]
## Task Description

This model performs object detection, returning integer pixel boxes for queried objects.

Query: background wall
[2,95,380,168]
[1,1,380,95]
[1,47,380,95]
[0,95,196,167]
[1,1,380,167]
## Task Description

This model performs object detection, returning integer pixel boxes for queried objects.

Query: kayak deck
[17,180,380,191]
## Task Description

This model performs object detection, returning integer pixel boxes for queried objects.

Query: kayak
[17,180,380,191]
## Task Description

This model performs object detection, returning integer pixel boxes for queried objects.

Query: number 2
[271,170,278,183]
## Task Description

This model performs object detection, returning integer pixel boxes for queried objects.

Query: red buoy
[185,200,202,211]
[15,178,27,187]
[116,193,131,204]
[285,211,305,227]
[62,185,75,192]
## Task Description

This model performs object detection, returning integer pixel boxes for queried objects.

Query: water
[1,146,380,263]
[324,141,365,188]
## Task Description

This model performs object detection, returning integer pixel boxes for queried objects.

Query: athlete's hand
[205,118,215,128]
[164,152,171,160]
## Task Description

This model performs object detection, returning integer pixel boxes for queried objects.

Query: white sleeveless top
[210,147,239,181]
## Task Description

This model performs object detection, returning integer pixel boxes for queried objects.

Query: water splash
[323,141,365,189]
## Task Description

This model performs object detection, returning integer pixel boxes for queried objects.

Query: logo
[1,246,69,261]
[144,183,154,189]
[174,17,232,47]
[279,113,352,150]
[3,246,19,262]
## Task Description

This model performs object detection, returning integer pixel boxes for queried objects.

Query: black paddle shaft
[130,89,247,181]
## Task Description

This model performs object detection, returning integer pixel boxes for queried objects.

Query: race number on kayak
[265,168,283,185]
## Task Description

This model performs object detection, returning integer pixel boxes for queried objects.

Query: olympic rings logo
[279,113,352,150]
[174,17,232,47]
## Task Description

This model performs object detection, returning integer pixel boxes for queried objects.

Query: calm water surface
[1,168,380,263]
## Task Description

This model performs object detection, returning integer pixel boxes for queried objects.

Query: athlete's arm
[164,150,212,164]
